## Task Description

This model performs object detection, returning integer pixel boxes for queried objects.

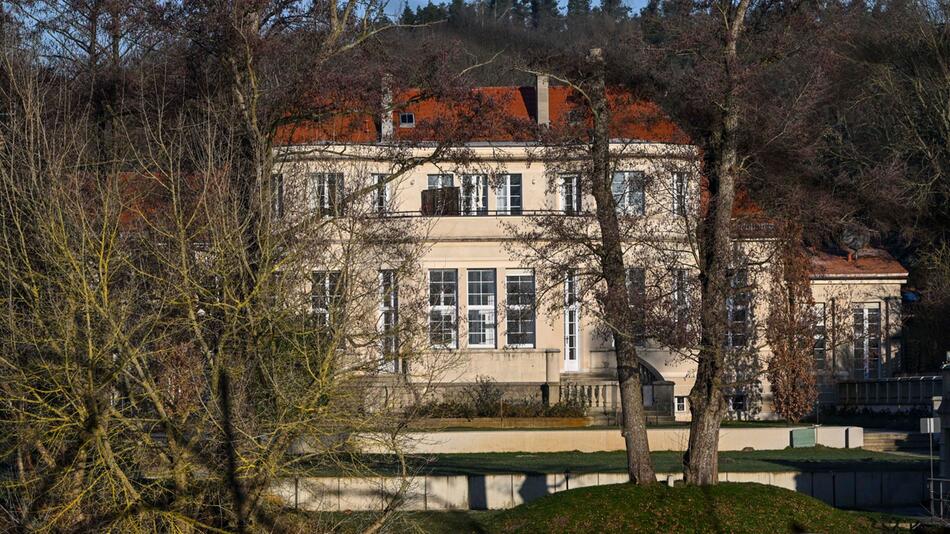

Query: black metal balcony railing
[379,208,578,219]
[420,187,461,216]
[836,376,941,406]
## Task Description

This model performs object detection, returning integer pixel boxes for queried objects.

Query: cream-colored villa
[273,78,908,421]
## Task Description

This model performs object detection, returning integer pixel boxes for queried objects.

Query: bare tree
[582,49,654,484]
[0,6,502,529]
[765,229,819,423]
[622,0,828,484]
[506,51,699,484]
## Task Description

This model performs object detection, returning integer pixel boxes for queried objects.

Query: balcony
[420,187,461,216]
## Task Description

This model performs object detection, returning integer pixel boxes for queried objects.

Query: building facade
[274,78,907,421]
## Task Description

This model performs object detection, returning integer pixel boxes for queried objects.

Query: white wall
[361,426,863,454]
[272,468,925,511]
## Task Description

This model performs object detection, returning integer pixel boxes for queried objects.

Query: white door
[564,273,580,372]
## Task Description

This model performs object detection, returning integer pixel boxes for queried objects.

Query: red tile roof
[810,249,908,278]
[274,85,689,145]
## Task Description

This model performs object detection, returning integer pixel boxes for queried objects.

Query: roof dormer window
[398,112,415,128]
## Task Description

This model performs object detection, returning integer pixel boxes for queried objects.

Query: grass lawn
[297,482,917,533]
[479,482,890,533]
[296,447,931,476]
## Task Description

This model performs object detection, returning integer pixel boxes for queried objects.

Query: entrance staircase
[862,431,936,454]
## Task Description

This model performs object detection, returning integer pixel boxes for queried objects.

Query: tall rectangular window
[428,269,458,348]
[309,172,345,216]
[373,174,390,214]
[853,303,881,379]
[814,302,827,371]
[561,174,581,215]
[673,268,689,329]
[380,270,399,370]
[272,173,284,219]
[467,269,496,348]
[506,271,535,347]
[461,174,488,216]
[564,271,580,371]
[611,171,645,215]
[428,174,454,189]
[496,174,523,215]
[626,267,647,342]
[312,270,342,330]
[725,268,751,348]
[673,172,687,216]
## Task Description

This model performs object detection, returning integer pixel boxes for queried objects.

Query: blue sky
[394,0,649,15]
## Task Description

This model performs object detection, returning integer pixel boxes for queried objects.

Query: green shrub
[464,376,504,417]
[413,387,587,419]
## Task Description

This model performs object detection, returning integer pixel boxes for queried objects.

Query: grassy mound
[486,482,876,533]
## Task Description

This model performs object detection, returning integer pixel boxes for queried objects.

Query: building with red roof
[273,75,907,422]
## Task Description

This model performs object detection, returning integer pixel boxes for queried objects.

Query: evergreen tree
[448,0,469,24]
[415,1,450,23]
[566,0,591,18]
[530,0,560,27]
[599,0,629,19]
[400,4,416,24]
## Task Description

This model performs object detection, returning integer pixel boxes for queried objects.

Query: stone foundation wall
[270,468,924,511]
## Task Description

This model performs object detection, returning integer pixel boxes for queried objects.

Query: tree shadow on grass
[762,458,931,473]
[700,485,724,534]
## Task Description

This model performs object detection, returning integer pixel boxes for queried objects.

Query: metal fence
[929,478,950,519]
[837,376,941,406]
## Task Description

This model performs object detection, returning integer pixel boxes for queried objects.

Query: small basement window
[399,112,415,128]
[675,396,687,412]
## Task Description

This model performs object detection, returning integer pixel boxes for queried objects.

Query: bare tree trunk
[208,8,269,532]
[587,48,656,485]
[683,0,748,485]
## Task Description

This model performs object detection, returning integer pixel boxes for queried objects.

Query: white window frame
[399,112,415,128]
[496,174,523,215]
[673,268,689,328]
[428,174,454,190]
[611,170,645,215]
[373,174,390,214]
[461,174,489,216]
[675,396,687,413]
[308,172,344,216]
[559,174,581,214]
[505,270,535,348]
[725,268,751,349]
[428,269,458,349]
[564,271,581,372]
[673,171,687,216]
[467,269,496,348]
[312,270,341,329]
[379,269,399,372]
[852,302,882,379]
[814,302,827,371]
[626,267,647,344]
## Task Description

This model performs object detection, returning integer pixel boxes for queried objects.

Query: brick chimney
[536,74,550,127]
[380,74,394,142]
